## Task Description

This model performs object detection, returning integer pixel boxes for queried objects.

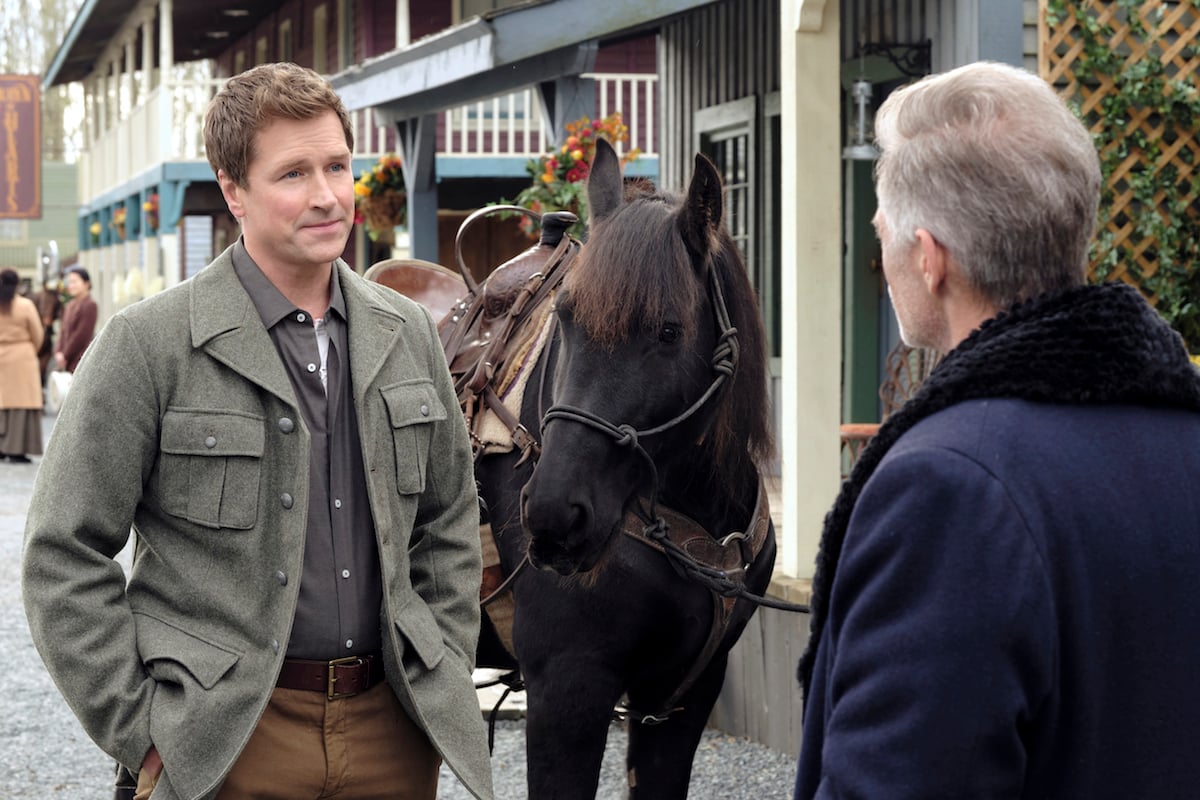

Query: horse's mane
[565,181,774,478]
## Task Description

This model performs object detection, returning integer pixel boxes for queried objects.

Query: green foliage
[495,113,638,239]
[1047,0,1200,350]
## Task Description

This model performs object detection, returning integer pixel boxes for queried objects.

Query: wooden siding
[659,0,780,192]
[841,0,930,56]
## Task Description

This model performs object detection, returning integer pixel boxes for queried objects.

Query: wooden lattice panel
[1039,0,1200,291]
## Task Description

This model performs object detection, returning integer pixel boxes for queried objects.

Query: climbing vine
[1045,0,1200,349]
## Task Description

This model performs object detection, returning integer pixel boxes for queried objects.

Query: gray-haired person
[796,61,1200,799]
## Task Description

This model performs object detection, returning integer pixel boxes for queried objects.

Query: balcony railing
[80,72,659,203]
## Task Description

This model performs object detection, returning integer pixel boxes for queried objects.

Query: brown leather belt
[276,653,385,700]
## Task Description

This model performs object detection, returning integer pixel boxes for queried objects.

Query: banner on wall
[0,75,42,219]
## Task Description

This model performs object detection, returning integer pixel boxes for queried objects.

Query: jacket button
[278,417,294,434]
[420,404,430,417]
[276,570,288,586]
[270,639,279,654]
[204,435,217,448]
[280,493,294,509]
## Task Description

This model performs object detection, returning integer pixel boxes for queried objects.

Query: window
[694,96,781,357]
[0,219,25,242]
[233,50,245,75]
[255,36,268,66]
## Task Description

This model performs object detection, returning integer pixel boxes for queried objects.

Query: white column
[780,0,842,579]
[159,0,174,77]
[141,14,154,97]
[396,0,411,47]
[124,35,136,109]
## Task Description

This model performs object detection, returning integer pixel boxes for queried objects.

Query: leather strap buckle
[327,655,364,700]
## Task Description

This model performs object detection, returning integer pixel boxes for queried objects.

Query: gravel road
[1,414,797,799]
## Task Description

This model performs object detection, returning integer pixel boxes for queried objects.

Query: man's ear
[217,170,245,219]
[915,228,947,295]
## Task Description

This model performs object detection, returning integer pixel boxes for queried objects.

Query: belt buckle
[327,655,363,700]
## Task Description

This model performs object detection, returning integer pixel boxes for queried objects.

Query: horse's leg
[523,660,625,800]
[623,651,731,799]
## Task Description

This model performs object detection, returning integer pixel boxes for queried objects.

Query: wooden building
[45,0,1036,761]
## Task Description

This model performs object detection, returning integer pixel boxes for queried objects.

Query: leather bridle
[539,257,740,523]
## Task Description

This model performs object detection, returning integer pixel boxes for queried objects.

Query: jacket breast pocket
[159,408,265,530]
[381,380,447,495]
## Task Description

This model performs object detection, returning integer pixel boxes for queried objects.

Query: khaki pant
[135,682,440,799]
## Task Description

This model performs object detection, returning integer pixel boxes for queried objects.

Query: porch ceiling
[330,0,719,122]
[44,0,276,89]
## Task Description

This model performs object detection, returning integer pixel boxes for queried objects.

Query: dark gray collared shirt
[232,241,382,660]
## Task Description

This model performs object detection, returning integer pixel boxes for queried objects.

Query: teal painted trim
[435,156,534,178]
[433,154,659,182]
[159,182,189,234]
[352,156,385,177]
[623,158,659,179]
[163,162,217,182]
[78,162,216,215]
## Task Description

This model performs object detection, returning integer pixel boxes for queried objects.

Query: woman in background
[0,268,44,463]
[56,266,97,373]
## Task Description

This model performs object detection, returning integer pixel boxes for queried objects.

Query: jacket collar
[189,246,409,407]
[798,282,1200,697]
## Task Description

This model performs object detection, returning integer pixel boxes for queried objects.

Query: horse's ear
[587,138,623,224]
[678,152,723,260]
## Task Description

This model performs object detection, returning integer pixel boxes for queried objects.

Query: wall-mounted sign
[1,75,41,219]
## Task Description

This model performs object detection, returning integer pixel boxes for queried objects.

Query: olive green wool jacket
[21,248,492,800]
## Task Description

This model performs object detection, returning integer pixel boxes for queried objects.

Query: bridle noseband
[539,258,739,521]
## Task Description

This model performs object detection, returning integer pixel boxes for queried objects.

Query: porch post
[780,0,841,579]
[536,72,597,147]
[396,113,439,263]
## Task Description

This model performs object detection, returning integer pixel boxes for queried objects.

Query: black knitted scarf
[798,281,1200,695]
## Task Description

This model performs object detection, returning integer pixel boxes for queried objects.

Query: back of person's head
[873,61,1101,309]
[203,62,354,188]
[0,268,18,311]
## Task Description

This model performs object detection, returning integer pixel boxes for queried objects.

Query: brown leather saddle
[436,206,581,462]
[362,258,467,322]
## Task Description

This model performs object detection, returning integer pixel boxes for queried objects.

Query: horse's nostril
[564,502,587,534]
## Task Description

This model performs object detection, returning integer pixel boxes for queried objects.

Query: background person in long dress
[0,268,44,463]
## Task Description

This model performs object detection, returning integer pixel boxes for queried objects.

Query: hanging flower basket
[111,207,127,241]
[143,193,160,232]
[354,154,407,242]
[497,112,640,239]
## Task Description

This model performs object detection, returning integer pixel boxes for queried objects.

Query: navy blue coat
[797,397,1200,799]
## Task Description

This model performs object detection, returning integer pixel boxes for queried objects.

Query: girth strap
[616,476,772,724]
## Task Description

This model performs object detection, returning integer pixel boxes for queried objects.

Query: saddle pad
[476,304,555,455]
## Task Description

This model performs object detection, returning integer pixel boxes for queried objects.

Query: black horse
[471,137,776,799]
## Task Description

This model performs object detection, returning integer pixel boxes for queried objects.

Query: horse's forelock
[567,194,701,348]
[567,180,774,483]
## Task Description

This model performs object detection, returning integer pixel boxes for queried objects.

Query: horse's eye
[659,324,681,344]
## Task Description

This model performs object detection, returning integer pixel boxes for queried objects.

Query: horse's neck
[659,453,757,538]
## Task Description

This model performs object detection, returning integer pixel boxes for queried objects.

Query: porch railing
[81,72,658,203]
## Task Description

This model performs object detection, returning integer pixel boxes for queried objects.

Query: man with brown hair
[23,63,492,800]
